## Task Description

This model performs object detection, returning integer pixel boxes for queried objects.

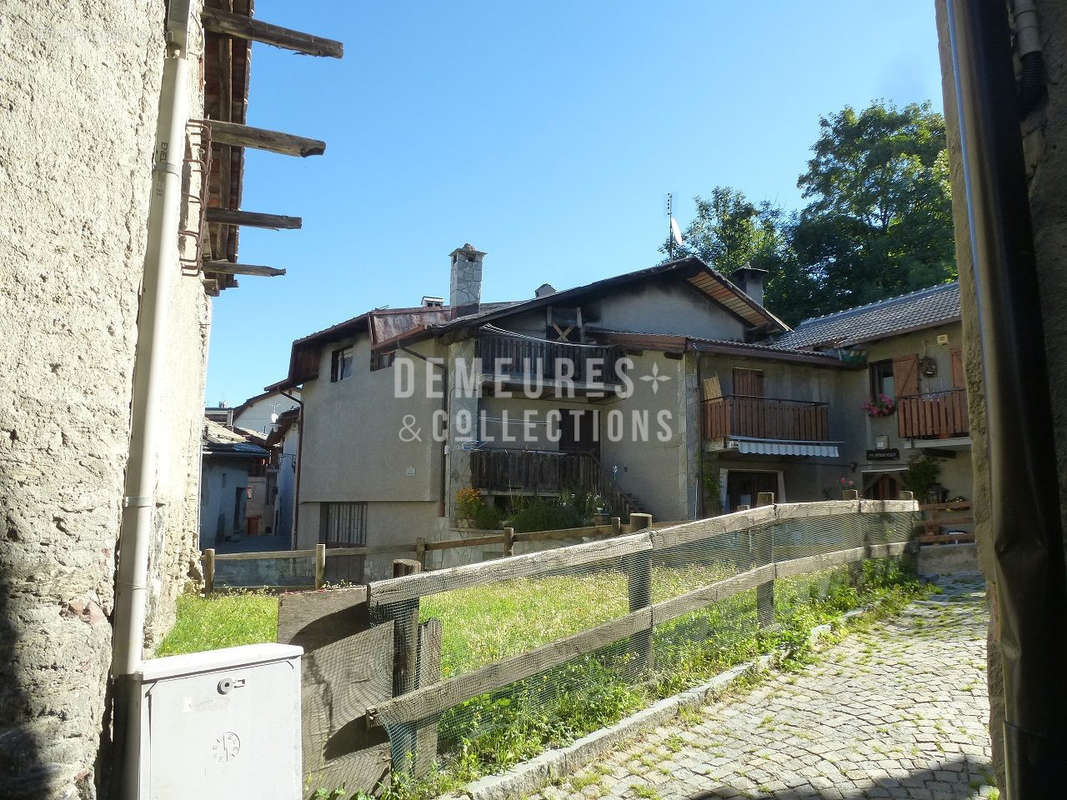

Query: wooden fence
[916,500,974,545]
[897,389,969,439]
[702,395,830,442]
[363,498,918,774]
[201,517,666,593]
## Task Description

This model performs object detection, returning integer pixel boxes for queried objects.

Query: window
[370,349,396,371]
[330,346,353,382]
[869,360,895,399]
[319,502,368,546]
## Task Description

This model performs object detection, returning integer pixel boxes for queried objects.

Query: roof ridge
[794,280,959,327]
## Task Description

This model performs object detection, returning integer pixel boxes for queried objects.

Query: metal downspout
[281,390,304,547]
[944,0,1067,796]
[110,3,193,797]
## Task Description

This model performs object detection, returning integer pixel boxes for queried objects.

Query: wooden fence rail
[365,499,918,755]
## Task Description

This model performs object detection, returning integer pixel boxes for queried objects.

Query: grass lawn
[155,591,278,656]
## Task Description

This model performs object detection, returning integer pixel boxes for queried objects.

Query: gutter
[110,3,194,797]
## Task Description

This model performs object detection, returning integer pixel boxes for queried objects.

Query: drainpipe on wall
[110,3,193,798]
[281,390,303,547]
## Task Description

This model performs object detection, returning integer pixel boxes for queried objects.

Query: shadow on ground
[688,756,993,799]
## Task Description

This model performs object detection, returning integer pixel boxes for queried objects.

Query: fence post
[755,493,775,629]
[314,543,326,589]
[842,488,859,501]
[202,549,215,595]
[611,516,622,535]
[503,527,516,557]
[414,618,442,776]
[626,513,653,672]
[415,537,427,570]
[900,490,914,501]
[380,558,422,772]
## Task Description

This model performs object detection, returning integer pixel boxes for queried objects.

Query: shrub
[455,487,484,520]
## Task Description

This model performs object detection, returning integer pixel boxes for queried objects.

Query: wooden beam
[203,6,344,59]
[205,208,302,229]
[204,119,326,157]
[367,532,653,607]
[203,262,286,277]
[368,609,652,726]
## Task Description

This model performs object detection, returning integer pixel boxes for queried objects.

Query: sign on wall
[866,448,900,461]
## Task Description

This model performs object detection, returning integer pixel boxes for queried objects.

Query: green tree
[792,101,956,310]
[662,101,957,326]
[661,187,821,325]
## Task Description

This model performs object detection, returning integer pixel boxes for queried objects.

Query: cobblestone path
[530,574,993,800]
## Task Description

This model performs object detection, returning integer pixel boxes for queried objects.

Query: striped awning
[730,439,840,458]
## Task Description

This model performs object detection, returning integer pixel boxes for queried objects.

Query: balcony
[469,449,636,516]
[702,396,831,442]
[897,389,969,439]
[476,331,622,388]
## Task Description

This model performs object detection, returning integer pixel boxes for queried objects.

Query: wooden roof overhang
[198,0,343,293]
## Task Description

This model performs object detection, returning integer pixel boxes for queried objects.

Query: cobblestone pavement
[529,574,992,800]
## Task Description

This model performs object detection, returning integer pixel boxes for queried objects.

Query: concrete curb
[445,612,860,800]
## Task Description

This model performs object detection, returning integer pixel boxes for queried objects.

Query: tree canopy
[664,101,957,326]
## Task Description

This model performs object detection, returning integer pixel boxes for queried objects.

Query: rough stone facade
[0,3,210,798]
[935,0,1067,788]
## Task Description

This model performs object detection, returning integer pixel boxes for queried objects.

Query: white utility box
[134,643,303,799]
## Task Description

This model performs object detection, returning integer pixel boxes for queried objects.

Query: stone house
[0,2,339,797]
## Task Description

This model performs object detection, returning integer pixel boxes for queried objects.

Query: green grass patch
[155,591,278,656]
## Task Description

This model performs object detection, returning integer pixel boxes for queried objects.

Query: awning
[730,439,840,458]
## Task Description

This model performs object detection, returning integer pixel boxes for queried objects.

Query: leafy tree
[663,101,957,326]
[792,101,956,309]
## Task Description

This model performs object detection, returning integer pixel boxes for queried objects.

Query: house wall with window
[838,321,972,503]
[296,336,444,550]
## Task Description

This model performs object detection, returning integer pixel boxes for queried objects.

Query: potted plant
[901,454,941,503]
[863,394,896,417]
[455,487,484,527]
[839,476,856,498]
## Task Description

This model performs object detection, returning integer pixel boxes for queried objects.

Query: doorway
[864,472,902,500]
[725,470,779,511]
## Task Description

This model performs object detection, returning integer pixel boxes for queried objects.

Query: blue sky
[205,1,944,405]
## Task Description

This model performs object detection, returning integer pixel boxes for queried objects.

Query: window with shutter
[733,368,764,397]
[869,360,895,400]
[891,354,920,398]
[951,348,965,389]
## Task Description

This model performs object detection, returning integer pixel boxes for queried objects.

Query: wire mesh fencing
[363,500,918,783]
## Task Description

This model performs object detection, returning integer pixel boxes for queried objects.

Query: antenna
[666,193,674,259]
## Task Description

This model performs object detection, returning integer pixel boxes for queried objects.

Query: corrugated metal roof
[774,282,960,349]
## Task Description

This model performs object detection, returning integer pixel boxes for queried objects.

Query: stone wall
[0,2,210,798]
[934,0,1067,788]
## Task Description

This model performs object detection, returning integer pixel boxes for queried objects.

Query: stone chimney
[731,264,769,308]
[449,243,486,317]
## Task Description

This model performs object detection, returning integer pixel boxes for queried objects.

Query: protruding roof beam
[202,7,344,59]
[206,208,302,229]
[203,119,326,157]
[203,261,287,277]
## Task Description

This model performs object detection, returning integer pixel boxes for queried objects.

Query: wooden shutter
[330,349,339,382]
[733,368,764,397]
[892,354,920,397]
[950,348,965,389]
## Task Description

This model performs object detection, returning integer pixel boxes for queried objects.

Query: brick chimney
[449,243,485,318]
[731,264,768,308]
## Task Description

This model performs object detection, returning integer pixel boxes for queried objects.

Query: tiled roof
[773,282,960,349]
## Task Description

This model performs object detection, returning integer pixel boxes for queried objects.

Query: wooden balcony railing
[897,389,969,439]
[476,332,622,385]
[469,449,635,516]
[702,395,830,442]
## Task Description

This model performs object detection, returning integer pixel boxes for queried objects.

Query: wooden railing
[476,332,621,385]
[702,395,830,441]
[897,389,969,439]
[917,500,974,545]
[469,449,635,516]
